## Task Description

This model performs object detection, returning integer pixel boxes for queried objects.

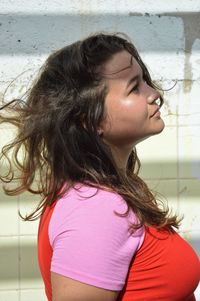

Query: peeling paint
[179,185,187,195]
[128,12,200,93]
[162,97,175,117]
[159,12,200,93]
[128,12,143,17]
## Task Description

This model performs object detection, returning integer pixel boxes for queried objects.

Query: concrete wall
[0,1,200,300]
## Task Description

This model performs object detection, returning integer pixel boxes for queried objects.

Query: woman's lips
[152,110,161,118]
[150,108,161,118]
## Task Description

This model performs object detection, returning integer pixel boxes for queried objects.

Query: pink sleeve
[49,185,145,291]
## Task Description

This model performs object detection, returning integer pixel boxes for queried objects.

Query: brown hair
[0,33,180,230]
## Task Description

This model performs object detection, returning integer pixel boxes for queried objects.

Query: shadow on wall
[0,234,200,284]
[0,160,200,197]
[0,12,199,55]
[0,240,41,284]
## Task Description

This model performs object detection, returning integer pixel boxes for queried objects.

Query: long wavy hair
[0,33,180,229]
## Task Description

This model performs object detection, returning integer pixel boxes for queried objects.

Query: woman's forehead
[101,50,141,78]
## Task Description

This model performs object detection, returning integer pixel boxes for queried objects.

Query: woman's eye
[130,84,139,93]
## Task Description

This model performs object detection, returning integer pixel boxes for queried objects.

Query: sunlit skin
[99,50,165,170]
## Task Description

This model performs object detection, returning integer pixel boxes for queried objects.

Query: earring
[97,129,103,136]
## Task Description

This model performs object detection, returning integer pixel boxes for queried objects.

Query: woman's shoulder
[57,183,129,214]
[50,183,144,242]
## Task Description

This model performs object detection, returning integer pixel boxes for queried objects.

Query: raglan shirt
[49,185,145,290]
[38,184,200,301]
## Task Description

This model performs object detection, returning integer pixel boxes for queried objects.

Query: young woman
[0,33,199,301]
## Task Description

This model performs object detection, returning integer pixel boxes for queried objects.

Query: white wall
[0,1,200,300]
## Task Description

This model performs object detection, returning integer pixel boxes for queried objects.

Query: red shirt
[38,203,200,301]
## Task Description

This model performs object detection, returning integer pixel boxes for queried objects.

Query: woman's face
[99,50,165,149]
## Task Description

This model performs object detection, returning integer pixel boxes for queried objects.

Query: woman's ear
[97,117,108,137]
[97,128,103,136]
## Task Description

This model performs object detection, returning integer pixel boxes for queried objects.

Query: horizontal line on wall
[0,287,43,291]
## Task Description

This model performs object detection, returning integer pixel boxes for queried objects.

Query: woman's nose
[147,88,161,105]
